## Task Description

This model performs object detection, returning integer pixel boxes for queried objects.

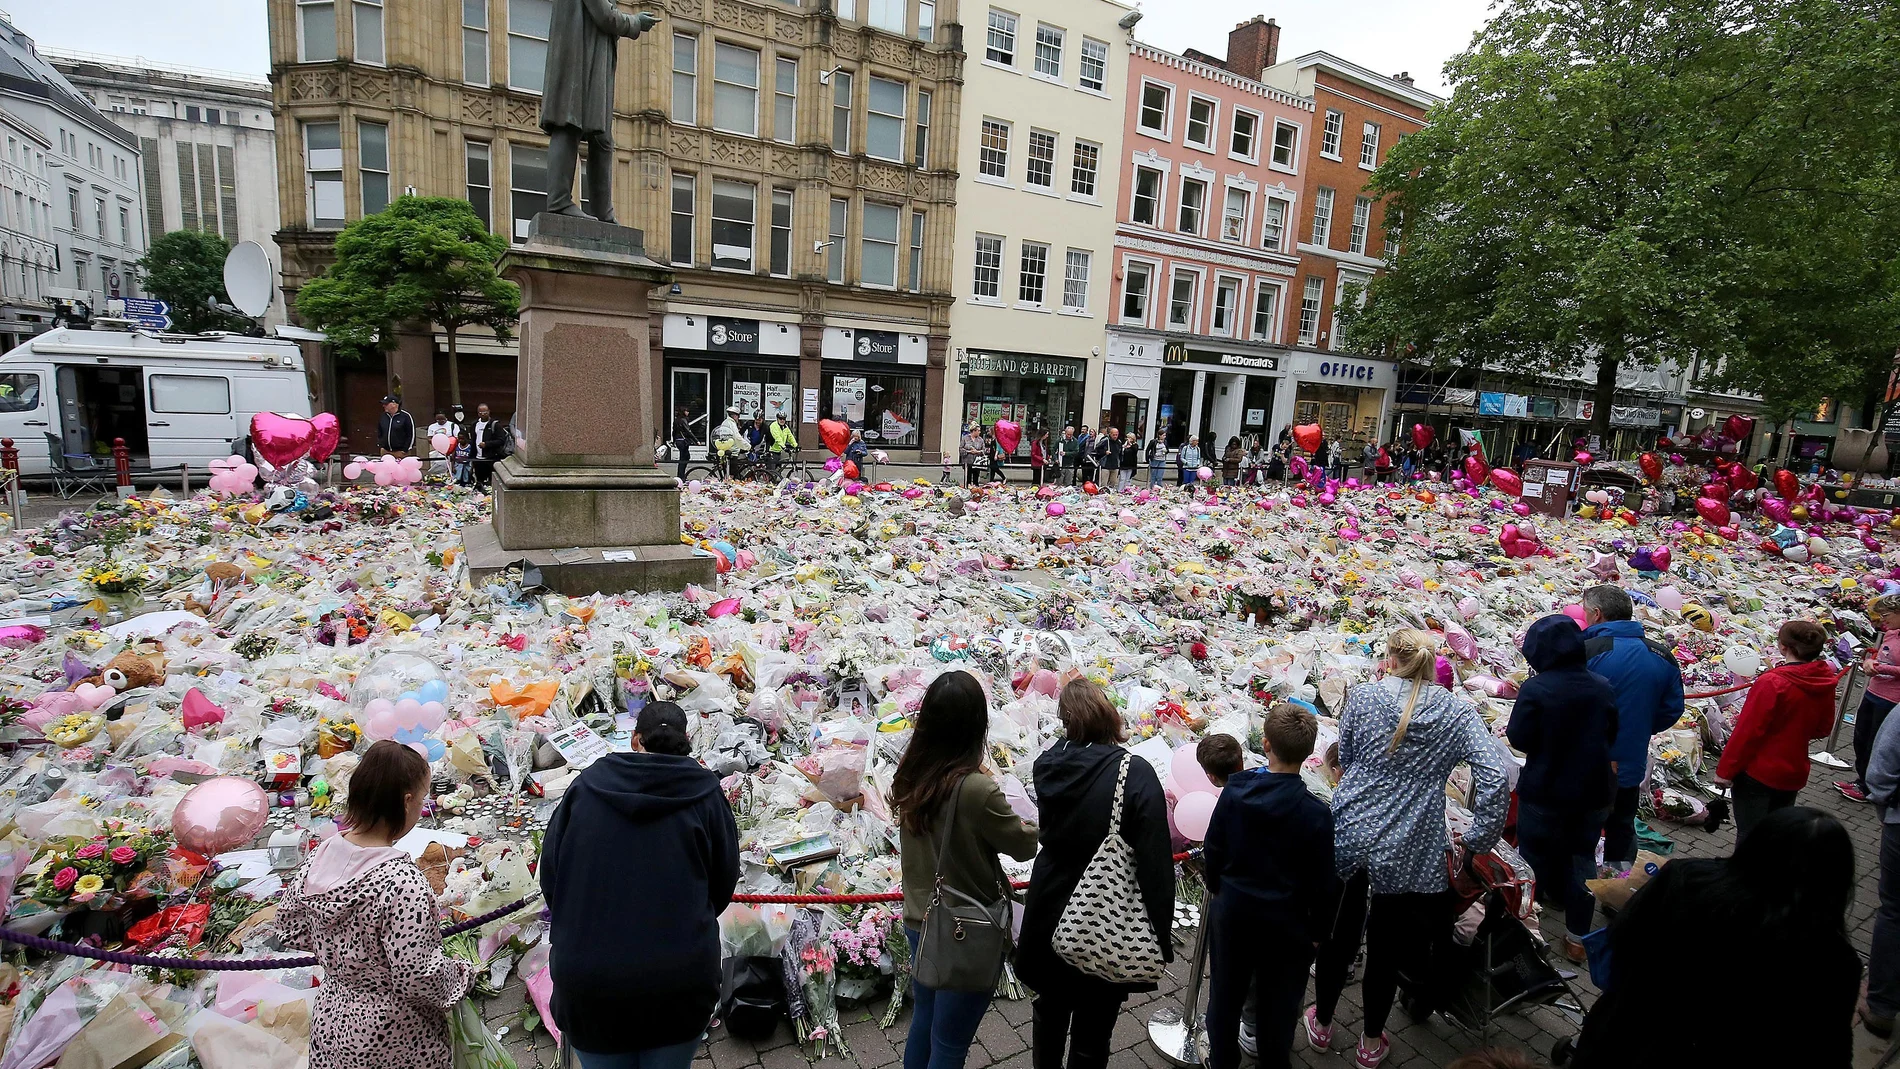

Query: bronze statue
[540,0,660,223]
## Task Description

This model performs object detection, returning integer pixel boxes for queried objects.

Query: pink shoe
[1355,1034,1390,1068]
[1303,1006,1333,1051]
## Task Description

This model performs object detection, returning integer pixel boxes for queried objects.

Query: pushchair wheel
[1550,1036,1575,1066]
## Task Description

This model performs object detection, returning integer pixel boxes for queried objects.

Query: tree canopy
[1341,0,1900,432]
[135,230,247,335]
[295,196,520,404]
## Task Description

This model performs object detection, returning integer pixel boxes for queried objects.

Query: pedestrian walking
[1204,705,1337,1069]
[670,406,694,482]
[276,742,473,1069]
[377,395,416,458]
[987,428,1008,483]
[539,702,741,1069]
[1505,615,1618,962]
[1015,681,1172,1069]
[1306,628,1509,1068]
[1359,440,1377,483]
[1714,620,1836,839]
[960,423,983,486]
[894,672,1038,1069]
[1840,594,1900,802]
[1568,807,1858,1069]
[1580,584,1686,874]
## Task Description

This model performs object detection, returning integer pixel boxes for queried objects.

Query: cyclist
[768,412,799,480]
[712,405,745,478]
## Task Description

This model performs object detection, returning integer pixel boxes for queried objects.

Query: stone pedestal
[462,214,715,594]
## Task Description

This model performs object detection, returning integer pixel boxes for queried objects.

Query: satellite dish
[223,240,275,319]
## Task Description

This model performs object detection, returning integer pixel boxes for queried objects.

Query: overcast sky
[6,0,1493,95]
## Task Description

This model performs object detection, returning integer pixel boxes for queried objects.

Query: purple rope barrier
[0,895,540,971]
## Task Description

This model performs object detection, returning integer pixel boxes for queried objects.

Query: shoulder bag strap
[1107,754,1131,840]
[930,775,964,892]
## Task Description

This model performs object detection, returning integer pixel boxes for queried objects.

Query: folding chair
[44,432,112,499]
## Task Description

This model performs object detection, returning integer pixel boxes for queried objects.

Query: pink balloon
[250,412,316,468]
[181,687,226,729]
[1174,791,1217,841]
[992,419,1022,455]
[343,462,364,480]
[171,777,270,856]
[1512,502,1532,516]
[1170,743,1215,796]
[1198,466,1214,481]
[431,433,456,455]
[1562,604,1588,627]
[373,470,394,486]
[307,412,342,464]
[418,701,448,730]
[394,697,425,731]
[1046,502,1067,517]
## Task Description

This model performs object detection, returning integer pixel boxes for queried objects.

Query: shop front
[1156,344,1287,451]
[819,325,929,453]
[958,350,1090,458]
[1287,353,1395,448]
[662,313,803,459]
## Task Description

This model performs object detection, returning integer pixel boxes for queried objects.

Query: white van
[0,327,313,476]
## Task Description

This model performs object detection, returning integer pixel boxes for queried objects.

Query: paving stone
[975,1013,1028,1060]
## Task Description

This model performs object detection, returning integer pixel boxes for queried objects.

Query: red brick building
[1258,52,1437,356]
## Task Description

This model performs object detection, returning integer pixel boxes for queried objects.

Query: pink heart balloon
[992,419,1022,455]
[250,412,316,468]
[171,777,270,856]
[75,683,116,710]
[181,687,226,729]
[307,413,341,464]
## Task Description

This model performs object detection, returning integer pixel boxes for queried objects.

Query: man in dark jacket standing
[1581,584,1685,874]
[376,395,415,457]
[539,702,739,1069]
[1507,615,1618,959]
[1202,705,1337,1069]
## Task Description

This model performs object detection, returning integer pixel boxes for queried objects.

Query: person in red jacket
[1715,620,1838,840]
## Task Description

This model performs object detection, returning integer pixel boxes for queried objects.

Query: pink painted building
[1100,20,1354,454]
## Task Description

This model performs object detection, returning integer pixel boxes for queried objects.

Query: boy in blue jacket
[1580,584,1685,874]
[1203,704,1339,1069]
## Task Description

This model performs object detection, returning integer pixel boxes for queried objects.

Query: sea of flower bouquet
[77,562,149,595]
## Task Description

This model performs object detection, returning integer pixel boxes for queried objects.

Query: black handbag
[911,777,1013,993]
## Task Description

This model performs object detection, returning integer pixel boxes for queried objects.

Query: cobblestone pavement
[484,766,1897,1069]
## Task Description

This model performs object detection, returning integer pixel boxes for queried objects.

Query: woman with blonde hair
[1303,629,1509,1069]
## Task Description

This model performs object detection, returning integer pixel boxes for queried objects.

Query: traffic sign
[125,313,172,330]
[121,297,171,317]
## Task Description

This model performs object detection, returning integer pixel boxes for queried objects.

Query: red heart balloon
[1730,465,1759,491]
[1490,468,1523,496]
[1651,545,1671,572]
[1723,414,1756,443]
[843,460,859,479]
[307,412,341,464]
[250,412,316,468]
[1700,480,1730,501]
[1411,423,1435,450]
[1695,497,1731,527]
[181,687,226,729]
[1292,423,1323,454]
[1083,481,1098,494]
[992,419,1022,455]
[1639,452,1663,483]
[819,419,849,457]
[1774,468,1800,501]
[1464,455,1489,485]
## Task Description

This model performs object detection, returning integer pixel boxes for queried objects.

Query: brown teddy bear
[79,650,166,692]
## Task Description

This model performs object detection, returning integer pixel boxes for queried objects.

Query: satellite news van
[0,240,316,476]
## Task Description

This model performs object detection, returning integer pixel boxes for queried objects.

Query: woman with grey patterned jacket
[1303,629,1509,1069]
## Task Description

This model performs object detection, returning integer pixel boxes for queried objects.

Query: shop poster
[834,377,868,422]
[729,382,762,418]
[763,384,794,420]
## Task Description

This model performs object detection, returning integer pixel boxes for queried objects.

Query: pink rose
[52,867,77,891]
[74,842,104,860]
[110,846,137,865]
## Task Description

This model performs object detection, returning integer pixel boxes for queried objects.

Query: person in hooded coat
[277,742,473,1069]
[1505,615,1618,960]
[1714,620,1839,840]
[539,702,740,1069]
[1015,680,1173,1069]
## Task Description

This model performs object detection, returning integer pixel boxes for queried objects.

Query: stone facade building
[268,0,964,459]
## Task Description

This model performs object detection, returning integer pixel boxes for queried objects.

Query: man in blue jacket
[1581,584,1686,875]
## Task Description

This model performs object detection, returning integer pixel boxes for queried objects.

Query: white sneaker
[1238,1019,1257,1058]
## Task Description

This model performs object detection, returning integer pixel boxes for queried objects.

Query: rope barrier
[0,851,1208,965]
[0,894,542,971]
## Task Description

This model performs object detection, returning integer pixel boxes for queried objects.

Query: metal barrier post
[1812,664,1864,769]
[112,438,133,499]
[1148,904,1211,1067]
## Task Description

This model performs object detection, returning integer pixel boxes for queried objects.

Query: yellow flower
[73,874,104,895]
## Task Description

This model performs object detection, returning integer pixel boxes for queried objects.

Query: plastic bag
[447,999,516,1069]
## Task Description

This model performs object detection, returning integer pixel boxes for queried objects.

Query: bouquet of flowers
[781,909,850,1058]
[78,562,150,596]
[829,907,896,1002]
[32,825,170,910]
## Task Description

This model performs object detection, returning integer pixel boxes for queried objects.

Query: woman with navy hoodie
[1714,620,1838,840]
[1505,615,1618,961]
[539,702,740,1069]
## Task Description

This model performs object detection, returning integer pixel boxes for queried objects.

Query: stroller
[1395,840,1585,1039]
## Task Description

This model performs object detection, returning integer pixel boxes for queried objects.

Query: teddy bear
[78,650,166,693]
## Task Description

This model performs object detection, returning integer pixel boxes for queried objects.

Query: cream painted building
[944,0,1132,460]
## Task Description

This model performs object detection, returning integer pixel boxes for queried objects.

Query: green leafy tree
[295,196,520,405]
[135,230,247,334]
[1341,0,1900,439]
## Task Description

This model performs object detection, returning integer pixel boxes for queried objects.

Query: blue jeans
[1516,801,1610,938]
[904,928,994,1069]
[573,1038,700,1069]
